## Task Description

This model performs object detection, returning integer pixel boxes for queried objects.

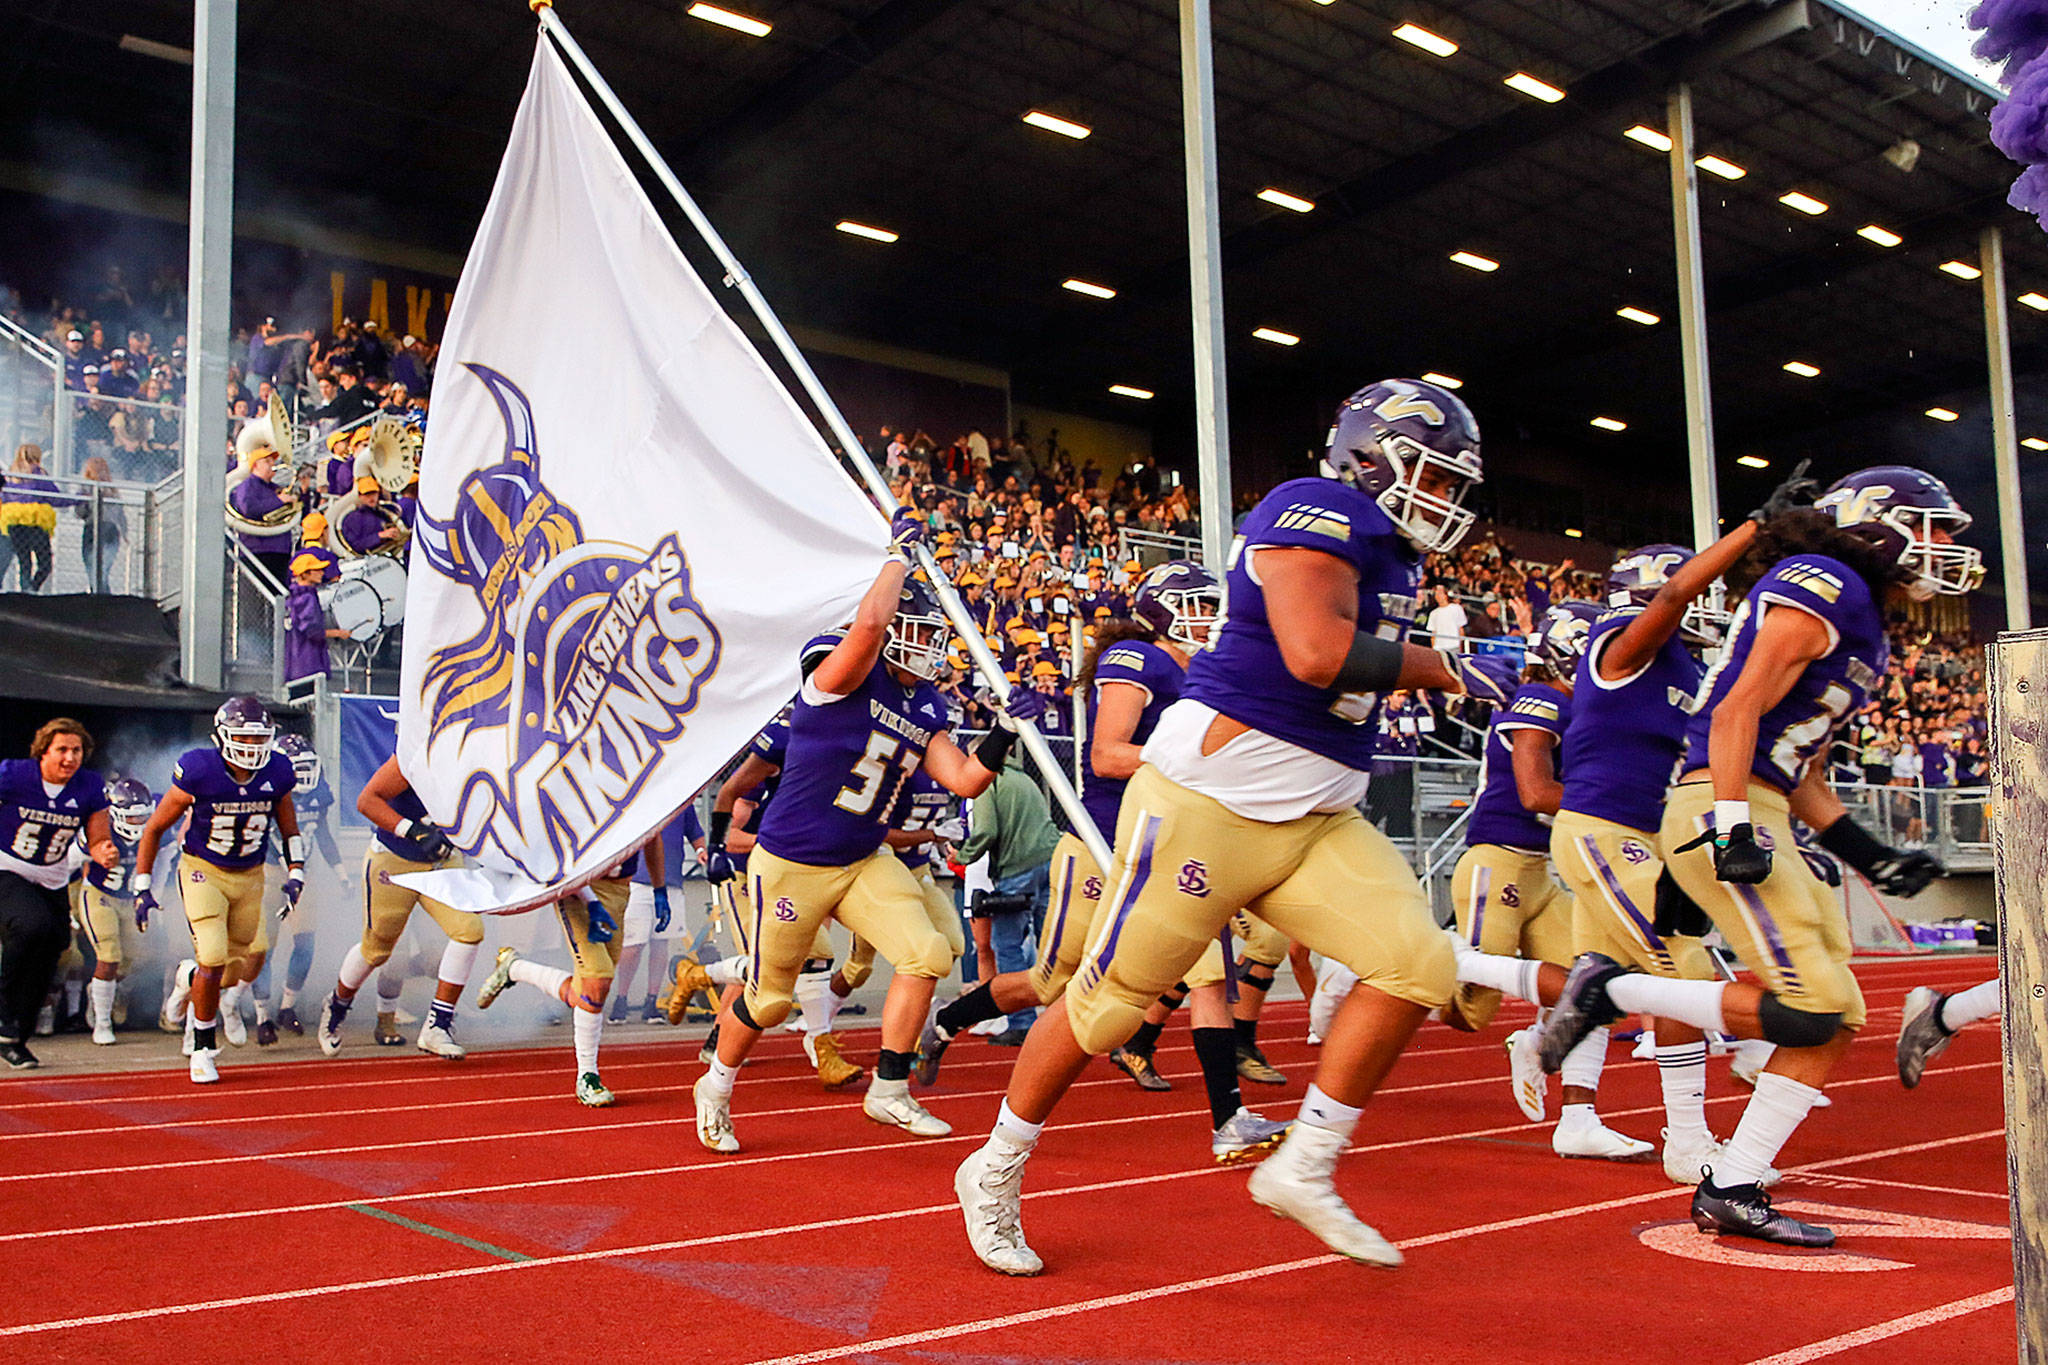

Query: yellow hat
[355,475,379,494]
[1048,617,1069,632]
[1123,559,1143,575]
[993,575,1015,589]
[289,552,326,577]
[1094,605,1112,617]
[301,511,328,539]
[1032,660,1059,678]
[1013,629,1041,646]
[958,571,984,587]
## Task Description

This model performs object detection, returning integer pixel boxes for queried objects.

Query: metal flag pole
[532,4,1116,872]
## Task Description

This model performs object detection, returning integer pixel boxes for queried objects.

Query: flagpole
[532,6,1116,873]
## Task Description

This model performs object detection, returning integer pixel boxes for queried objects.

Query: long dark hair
[1076,619,1158,694]
[1727,509,1904,601]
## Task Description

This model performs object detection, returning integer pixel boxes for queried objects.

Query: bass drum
[322,577,382,642]
[347,554,407,630]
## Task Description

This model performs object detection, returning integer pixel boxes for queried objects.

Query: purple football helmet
[885,577,950,681]
[1131,559,1220,651]
[1814,465,1981,599]
[1323,378,1483,553]
[274,733,321,794]
[1529,600,1601,674]
[104,776,154,844]
[1606,544,1726,645]
[213,695,276,771]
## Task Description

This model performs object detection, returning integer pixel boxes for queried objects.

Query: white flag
[395,37,884,913]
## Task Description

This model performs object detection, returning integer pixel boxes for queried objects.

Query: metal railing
[0,316,64,474]
[59,390,184,483]
[1833,782,1991,873]
[0,469,167,598]
[1117,527,1202,568]
[224,540,286,698]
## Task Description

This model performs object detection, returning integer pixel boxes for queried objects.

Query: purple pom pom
[1993,58,2048,163]
[1972,0,2048,80]
[2009,162,2048,225]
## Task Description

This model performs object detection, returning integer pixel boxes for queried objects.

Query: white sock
[823,986,845,1031]
[253,994,273,1024]
[438,939,481,988]
[1713,1071,1821,1187]
[63,980,82,1012]
[702,1056,738,1095]
[573,1008,604,1075]
[794,969,832,1037]
[1560,1025,1608,1092]
[280,985,300,1011]
[1939,980,2000,1032]
[89,978,116,1029]
[222,982,248,1013]
[1453,951,1541,1004]
[993,1099,1043,1146]
[1604,976,1728,1035]
[1297,1083,1364,1140]
[707,955,743,987]
[338,945,375,993]
[510,959,572,1001]
[1656,1040,1711,1146]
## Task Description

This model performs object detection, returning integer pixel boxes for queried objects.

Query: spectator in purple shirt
[1,445,61,592]
[97,350,139,400]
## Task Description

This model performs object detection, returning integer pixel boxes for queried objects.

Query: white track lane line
[1740,1287,2016,1365]
[1806,1173,2009,1202]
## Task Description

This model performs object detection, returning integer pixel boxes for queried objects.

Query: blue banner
[336,694,402,829]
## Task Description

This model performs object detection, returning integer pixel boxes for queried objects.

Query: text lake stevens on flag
[395,35,884,913]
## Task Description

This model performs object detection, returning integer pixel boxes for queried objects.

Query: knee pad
[1442,984,1501,1033]
[1068,989,1150,1057]
[1757,995,1842,1049]
[837,956,874,990]
[739,986,791,1030]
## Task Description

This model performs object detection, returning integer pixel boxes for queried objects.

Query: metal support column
[1180,0,1232,569]
[1668,84,1720,550]
[1983,226,2034,631]
[180,0,235,690]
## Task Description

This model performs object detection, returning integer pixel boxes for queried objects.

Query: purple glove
[999,687,1050,730]
[887,506,925,559]
[1449,651,1520,707]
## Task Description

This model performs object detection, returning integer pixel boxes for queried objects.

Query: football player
[612,806,698,1024]
[261,734,343,1039]
[134,697,303,1084]
[477,830,663,1106]
[75,776,154,1045]
[1898,978,1998,1088]
[1539,466,1973,1247]
[955,380,1521,1274]
[690,509,1040,1153]
[319,755,482,1060]
[0,719,117,1068]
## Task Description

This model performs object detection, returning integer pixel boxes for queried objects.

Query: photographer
[955,746,1059,1042]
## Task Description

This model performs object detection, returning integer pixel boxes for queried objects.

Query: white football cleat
[475,947,517,1010]
[219,1002,247,1047]
[91,1017,116,1046]
[189,1047,220,1085]
[1247,1123,1402,1267]
[161,958,195,1030]
[692,1074,739,1153]
[955,1134,1042,1276]
[1505,1027,1547,1122]
[318,993,346,1057]
[1630,1033,1655,1061]
[182,1014,196,1057]
[1552,1111,1654,1161]
[863,1077,952,1137]
[417,1022,465,1059]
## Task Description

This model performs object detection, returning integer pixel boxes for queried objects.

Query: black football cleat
[1534,952,1626,1073]
[1690,1173,1834,1247]
[0,1040,39,1069]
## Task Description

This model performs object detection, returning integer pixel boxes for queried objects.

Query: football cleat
[576,1072,615,1107]
[1551,1112,1654,1161]
[277,1005,304,1036]
[1110,1046,1172,1092]
[0,1040,38,1069]
[1236,1041,1286,1086]
[374,1012,404,1046]
[161,959,196,1031]
[255,1019,278,1047]
[912,1019,953,1086]
[318,992,347,1057]
[1505,1027,1547,1122]
[662,955,716,1025]
[692,1074,739,1153]
[476,947,518,1010]
[1896,986,1953,1090]
[1247,1123,1402,1266]
[806,1031,865,1090]
[955,1134,1042,1276]
[1691,1174,1833,1247]
[219,1003,248,1048]
[91,1017,116,1047]
[35,1003,54,1036]
[1534,952,1625,1073]
[189,1046,221,1085]
[182,1014,196,1057]
[1212,1107,1291,1164]
[864,1078,952,1137]
[417,1022,466,1059]
[1662,1129,1778,1188]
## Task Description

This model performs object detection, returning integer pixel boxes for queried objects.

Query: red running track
[0,956,2013,1364]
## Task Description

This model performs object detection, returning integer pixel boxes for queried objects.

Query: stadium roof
[5,0,2043,600]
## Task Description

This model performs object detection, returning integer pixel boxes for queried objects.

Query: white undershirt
[1142,700,1370,823]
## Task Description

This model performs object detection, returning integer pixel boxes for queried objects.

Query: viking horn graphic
[464,362,541,466]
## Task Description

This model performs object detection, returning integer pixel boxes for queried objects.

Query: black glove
[400,817,453,861]
[1747,458,1818,526]
[1712,823,1772,884]
[1869,849,1943,897]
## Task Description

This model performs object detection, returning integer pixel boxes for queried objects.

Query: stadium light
[1782,360,1820,378]
[1503,72,1566,103]
[834,220,898,243]
[2025,437,2048,451]
[1695,155,1746,180]
[1449,250,1499,273]
[1564,528,1584,538]
[1590,416,1627,432]
[1778,191,1828,216]
[1392,23,1459,57]
[2020,292,2048,311]
[1624,125,1674,152]
[1616,306,1660,326]
[1257,187,1316,213]
[1420,372,1463,389]
[1737,455,1771,469]
[687,3,772,38]
[1940,260,1982,280]
[1925,407,1960,422]
[1252,327,1301,346]
[1023,110,1092,140]
[1061,279,1116,299]
[1857,224,1903,248]
[1109,384,1155,400]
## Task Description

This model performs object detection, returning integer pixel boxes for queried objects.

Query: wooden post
[1991,627,2048,1362]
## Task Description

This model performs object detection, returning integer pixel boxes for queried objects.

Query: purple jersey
[1083,638,1184,835]
[174,746,295,871]
[1560,608,1702,833]
[757,661,949,866]
[632,806,705,886]
[889,771,957,869]
[1682,555,1887,792]
[84,829,140,897]
[0,759,107,890]
[1184,478,1421,770]
[1467,682,1569,852]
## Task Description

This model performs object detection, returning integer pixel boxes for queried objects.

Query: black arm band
[1816,815,1889,877]
[974,726,1017,772]
[707,809,730,852]
[1332,631,1406,694]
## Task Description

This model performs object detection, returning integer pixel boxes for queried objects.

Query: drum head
[326,578,382,642]
[358,556,407,629]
